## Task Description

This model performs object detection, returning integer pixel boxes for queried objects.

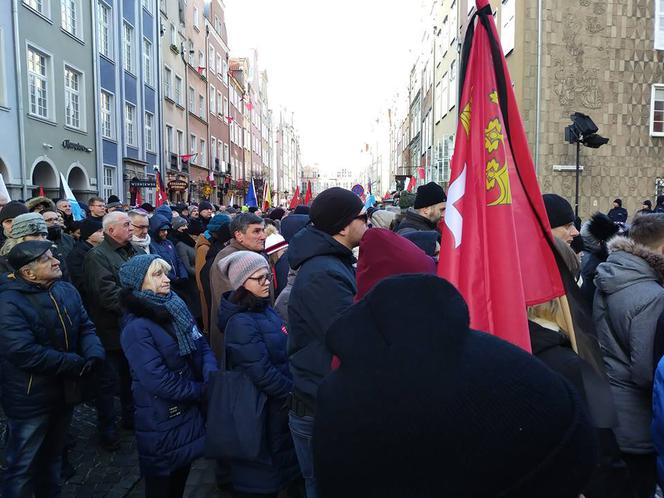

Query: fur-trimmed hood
[594,236,664,295]
[120,288,171,325]
[26,196,56,212]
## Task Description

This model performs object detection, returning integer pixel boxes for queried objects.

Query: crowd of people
[0,187,663,498]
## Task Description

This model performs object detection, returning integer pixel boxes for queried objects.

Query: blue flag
[59,173,84,221]
[246,178,258,208]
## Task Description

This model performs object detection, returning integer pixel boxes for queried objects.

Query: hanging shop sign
[168,180,189,191]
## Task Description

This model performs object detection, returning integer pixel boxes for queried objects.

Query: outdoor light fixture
[564,112,609,216]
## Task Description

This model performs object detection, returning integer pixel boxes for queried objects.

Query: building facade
[15,0,98,200]
[1,4,21,199]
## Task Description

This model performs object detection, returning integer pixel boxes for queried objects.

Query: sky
[225,0,426,176]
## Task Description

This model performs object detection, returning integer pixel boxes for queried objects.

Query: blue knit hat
[207,213,231,233]
[119,254,162,290]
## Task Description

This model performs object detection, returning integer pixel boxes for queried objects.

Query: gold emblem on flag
[484,119,503,153]
[484,91,512,206]
[460,100,472,137]
[489,90,498,104]
[486,159,512,206]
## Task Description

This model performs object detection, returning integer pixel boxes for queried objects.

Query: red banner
[438,0,564,351]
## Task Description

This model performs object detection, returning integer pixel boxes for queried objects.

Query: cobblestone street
[0,402,229,498]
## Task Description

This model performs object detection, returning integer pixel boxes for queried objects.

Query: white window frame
[193,6,199,29]
[656,0,664,50]
[165,124,173,153]
[61,0,83,40]
[501,0,516,56]
[449,60,457,110]
[176,129,184,155]
[141,0,151,14]
[223,143,229,163]
[144,111,154,151]
[100,89,114,139]
[190,133,197,156]
[441,72,449,118]
[103,165,116,199]
[143,37,153,86]
[169,23,176,47]
[216,53,222,77]
[175,75,183,105]
[125,102,136,146]
[210,136,216,164]
[64,64,84,130]
[27,44,52,120]
[23,0,51,19]
[188,86,194,112]
[209,45,215,72]
[200,138,206,167]
[650,84,664,137]
[163,65,172,99]
[449,1,457,46]
[199,94,204,118]
[223,96,228,117]
[0,28,7,107]
[123,22,135,74]
[217,90,222,114]
[98,1,112,59]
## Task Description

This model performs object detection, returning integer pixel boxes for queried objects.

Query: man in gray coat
[594,213,664,498]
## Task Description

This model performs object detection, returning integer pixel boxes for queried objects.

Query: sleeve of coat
[121,321,203,402]
[651,361,664,471]
[629,295,664,389]
[71,287,105,362]
[195,336,218,383]
[175,250,189,280]
[225,315,293,399]
[84,251,122,314]
[177,243,196,277]
[292,271,355,341]
[0,299,84,376]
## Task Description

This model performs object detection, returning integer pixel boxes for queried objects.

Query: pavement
[0,401,231,498]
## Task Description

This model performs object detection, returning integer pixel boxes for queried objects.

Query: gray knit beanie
[11,213,48,238]
[217,251,269,290]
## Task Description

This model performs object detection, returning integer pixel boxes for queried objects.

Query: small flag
[38,185,45,197]
[364,194,375,210]
[59,173,83,221]
[197,66,206,75]
[246,101,254,111]
[225,116,234,124]
[246,178,258,208]
[304,180,312,206]
[289,186,300,210]
[0,173,11,204]
[263,181,272,211]
[405,176,416,193]
[207,170,216,187]
[135,188,143,207]
[154,166,167,207]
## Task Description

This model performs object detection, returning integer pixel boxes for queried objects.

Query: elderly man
[42,209,74,259]
[128,210,152,254]
[83,211,136,450]
[0,240,104,497]
[56,199,75,234]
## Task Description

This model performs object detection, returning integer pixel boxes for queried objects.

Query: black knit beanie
[613,198,622,207]
[314,274,598,498]
[78,218,103,241]
[543,193,575,228]
[310,187,364,235]
[0,201,29,224]
[414,182,447,209]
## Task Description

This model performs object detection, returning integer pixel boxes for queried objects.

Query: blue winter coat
[0,273,105,419]
[651,311,664,488]
[149,214,189,281]
[287,226,356,409]
[120,290,217,476]
[218,292,300,494]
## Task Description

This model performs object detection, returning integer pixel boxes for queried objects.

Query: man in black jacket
[0,240,104,497]
[66,218,103,297]
[287,187,367,497]
[396,182,446,235]
[83,211,136,449]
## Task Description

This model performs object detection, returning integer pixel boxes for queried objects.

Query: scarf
[132,234,152,251]
[135,289,201,356]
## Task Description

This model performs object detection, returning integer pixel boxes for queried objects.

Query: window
[190,134,196,155]
[449,60,457,110]
[224,143,229,163]
[27,46,49,119]
[166,125,173,153]
[141,0,151,13]
[198,50,204,69]
[188,86,194,111]
[441,72,449,117]
[216,90,221,114]
[223,97,228,117]
[64,66,82,129]
[188,39,194,64]
[501,0,515,55]
[216,53,222,76]
[175,75,182,105]
[434,81,442,122]
[651,84,664,136]
[123,22,135,73]
[210,137,216,164]
[199,94,204,118]
[164,66,172,98]
[98,2,112,58]
[61,0,82,38]
[209,45,215,71]
[144,112,154,151]
[193,6,199,29]
[441,16,449,56]
[655,0,664,50]
[169,23,176,46]
[100,90,113,138]
[143,38,153,85]
[177,129,184,155]
[449,1,457,46]
[467,0,474,15]
[223,59,228,84]
[125,103,136,146]
[210,85,216,116]
[24,0,49,17]
[103,166,115,199]
[200,139,206,167]
[0,28,6,107]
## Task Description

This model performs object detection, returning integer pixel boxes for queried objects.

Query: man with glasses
[285,187,367,498]
[83,211,136,450]
[128,210,152,254]
[88,196,107,221]
[42,209,75,259]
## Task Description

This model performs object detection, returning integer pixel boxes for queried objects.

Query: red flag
[225,116,234,124]
[438,0,564,351]
[179,153,197,163]
[38,186,45,197]
[406,176,416,193]
[289,186,301,210]
[304,181,312,205]
[154,167,167,207]
[246,101,254,112]
[197,66,205,75]
[135,188,143,207]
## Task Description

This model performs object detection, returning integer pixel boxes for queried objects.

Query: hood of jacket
[594,236,664,295]
[280,214,310,243]
[25,196,56,212]
[149,213,171,240]
[287,225,354,271]
[120,288,171,325]
[356,228,436,301]
[528,320,571,356]
[155,204,173,222]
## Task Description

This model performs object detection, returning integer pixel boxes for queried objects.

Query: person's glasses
[132,223,149,231]
[354,213,368,224]
[91,203,106,209]
[247,273,272,286]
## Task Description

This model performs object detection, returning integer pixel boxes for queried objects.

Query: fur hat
[26,196,55,213]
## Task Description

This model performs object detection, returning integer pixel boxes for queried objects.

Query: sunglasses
[247,273,272,286]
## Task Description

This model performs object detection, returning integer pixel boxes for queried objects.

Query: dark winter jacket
[594,236,664,453]
[579,214,619,307]
[396,207,439,234]
[0,274,104,419]
[652,309,664,488]
[607,207,628,224]
[287,226,356,409]
[120,290,217,476]
[218,292,299,493]
[83,235,136,350]
[171,231,196,278]
[274,268,297,322]
[274,214,310,299]
[188,216,210,237]
[52,231,75,260]
[67,239,93,296]
[149,214,188,282]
